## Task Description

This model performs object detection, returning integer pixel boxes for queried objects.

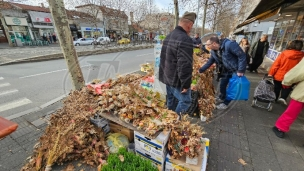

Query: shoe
[215,97,224,104]
[278,98,287,105]
[272,126,285,138]
[216,103,228,110]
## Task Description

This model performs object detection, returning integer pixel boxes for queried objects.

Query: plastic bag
[106,133,129,153]
[249,57,253,64]
[226,74,250,101]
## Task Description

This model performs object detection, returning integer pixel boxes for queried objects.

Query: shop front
[267,11,304,61]
[4,16,30,43]
[81,27,104,38]
[28,11,56,41]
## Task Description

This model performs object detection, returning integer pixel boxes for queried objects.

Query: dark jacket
[192,37,201,47]
[249,40,269,59]
[159,26,193,89]
[199,38,247,73]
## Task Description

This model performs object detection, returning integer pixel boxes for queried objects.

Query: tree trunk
[48,0,85,90]
[174,0,179,28]
[201,0,208,36]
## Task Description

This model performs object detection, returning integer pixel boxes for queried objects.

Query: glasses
[205,43,212,46]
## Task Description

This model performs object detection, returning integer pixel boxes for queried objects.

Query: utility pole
[48,0,85,90]
[201,0,208,36]
[195,0,200,34]
[174,0,179,27]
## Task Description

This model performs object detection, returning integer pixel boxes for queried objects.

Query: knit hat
[181,12,197,23]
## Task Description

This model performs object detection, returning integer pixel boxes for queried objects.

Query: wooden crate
[109,121,134,142]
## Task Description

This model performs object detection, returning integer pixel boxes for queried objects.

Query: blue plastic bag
[226,74,250,101]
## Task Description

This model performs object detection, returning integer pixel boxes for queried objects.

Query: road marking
[0,83,10,88]
[0,77,3,80]
[0,89,18,96]
[0,98,32,113]
[136,53,153,57]
[19,65,91,79]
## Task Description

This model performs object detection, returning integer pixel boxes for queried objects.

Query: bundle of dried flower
[21,88,109,171]
[167,115,205,159]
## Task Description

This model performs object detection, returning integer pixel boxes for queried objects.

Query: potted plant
[101,148,158,171]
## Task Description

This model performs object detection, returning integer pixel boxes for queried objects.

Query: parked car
[96,37,110,45]
[117,38,130,44]
[73,38,95,46]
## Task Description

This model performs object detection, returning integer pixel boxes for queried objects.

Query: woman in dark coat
[249,34,269,73]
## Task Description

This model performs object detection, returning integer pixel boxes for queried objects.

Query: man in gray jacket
[159,12,197,115]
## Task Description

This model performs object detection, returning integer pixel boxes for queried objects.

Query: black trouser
[273,80,293,101]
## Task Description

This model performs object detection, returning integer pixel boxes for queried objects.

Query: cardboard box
[134,131,170,158]
[109,122,134,142]
[136,149,165,171]
[165,147,204,171]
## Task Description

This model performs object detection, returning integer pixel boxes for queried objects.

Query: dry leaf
[119,155,124,162]
[238,158,247,165]
[77,163,82,167]
[62,163,74,171]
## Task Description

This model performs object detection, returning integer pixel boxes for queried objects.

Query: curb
[0,44,154,66]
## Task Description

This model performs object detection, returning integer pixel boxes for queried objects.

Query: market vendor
[159,11,197,115]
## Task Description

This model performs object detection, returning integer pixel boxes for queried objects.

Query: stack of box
[134,131,170,170]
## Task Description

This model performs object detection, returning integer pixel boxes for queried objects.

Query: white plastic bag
[249,57,253,64]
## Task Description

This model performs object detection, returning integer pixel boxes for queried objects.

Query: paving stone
[269,135,302,159]
[242,150,250,157]
[275,150,304,171]
[218,122,240,135]
[217,157,244,171]
[218,142,242,163]
[249,142,282,170]
[219,131,241,149]
[31,118,46,127]
[240,139,250,151]
[247,131,272,149]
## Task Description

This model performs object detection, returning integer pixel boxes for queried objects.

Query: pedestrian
[192,33,201,48]
[239,38,250,65]
[48,33,52,44]
[52,33,57,43]
[268,40,304,105]
[159,12,197,115]
[248,34,269,73]
[199,36,247,110]
[272,58,304,138]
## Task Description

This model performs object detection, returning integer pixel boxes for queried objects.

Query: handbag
[226,74,250,101]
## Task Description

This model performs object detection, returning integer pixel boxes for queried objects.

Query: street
[0,48,154,118]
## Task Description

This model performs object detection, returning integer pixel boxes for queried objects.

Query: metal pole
[48,0,85,90]
[201,0,208,36]
[195,0,200,34]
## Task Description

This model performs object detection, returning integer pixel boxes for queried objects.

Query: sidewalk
[0,43,154,65]
[1,67,304,171]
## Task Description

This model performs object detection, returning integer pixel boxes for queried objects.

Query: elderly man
[159,12,197,115]
[199,36,247,110]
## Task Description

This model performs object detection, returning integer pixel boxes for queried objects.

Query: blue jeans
[166,85,191,115]
[219,73,233,105]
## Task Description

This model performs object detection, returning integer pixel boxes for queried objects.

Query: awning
[236,8,280,28]
[233,28,244,35]
[236,0,300,28]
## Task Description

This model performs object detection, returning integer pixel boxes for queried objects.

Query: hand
[282,85,291,89]
[181,88,188,93]
[237,72,244,77]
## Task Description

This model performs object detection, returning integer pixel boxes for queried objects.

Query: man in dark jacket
[199,36,247,110]
[193,33,201,48]
[159,12,196,115]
